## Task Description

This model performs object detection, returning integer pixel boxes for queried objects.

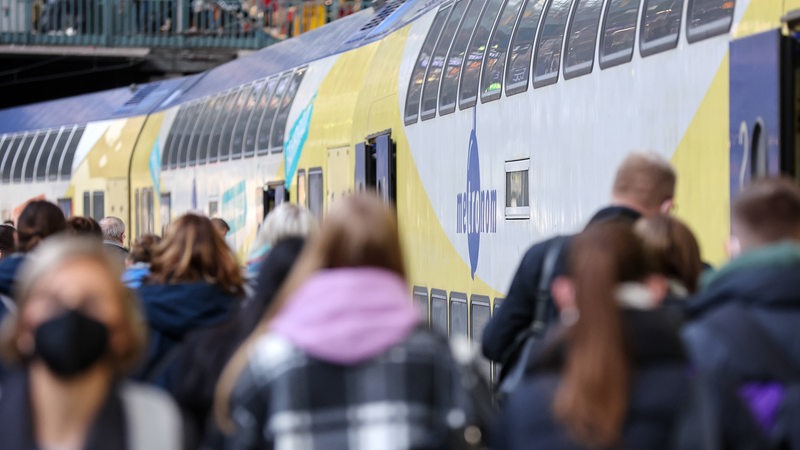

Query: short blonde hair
[1,237,146,373]
[612,153,676,210]
[250,203,317,255]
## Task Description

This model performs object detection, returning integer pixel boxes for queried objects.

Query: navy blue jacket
[136,282,239,380]
[481,206,641,363]
[0,255,25,323]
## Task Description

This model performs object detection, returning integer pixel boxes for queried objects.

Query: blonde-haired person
[216,193,474,450]
[245,203,317,280]
[0,237,183,450]
[135,214,245,383]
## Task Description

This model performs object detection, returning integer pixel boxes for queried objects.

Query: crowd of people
[0,152,799,449]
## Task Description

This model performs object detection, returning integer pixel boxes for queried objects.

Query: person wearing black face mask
[0,237,185,450]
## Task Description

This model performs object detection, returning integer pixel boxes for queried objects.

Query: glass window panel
[231,80,264,159]
[188,99,215,166]
[420,1,469,119]
[57,198,72,219]
[245,77,278,158]
[533,0,572,87]
[413,286,430,324]
[640,0,683,56]
[83,191,91,217]
[60,126,84,179]
[564,0,604,78]
[196,96,221,165]
[257,73,291,155]
[0,136,12,182]
[24,133,45,182]
[470,298,491,342]
[208,91,238,164]
[165,109,187,169]
[271,68,308,151]
[177,103,203,168]
[12,135,34,183]
[439,0,489,114]
[405,7,451,124]
[599,0,639,68]
[47,129,71,181]
[480,0,526,102]
[2,136,22,182]
[687,0,734,42]
[450,293,468,337]
[459,0,506,108]
[92,191,104,221]
[505,169,529,207]
[308,169,323,219]
[431,290,448,336]
[219,87,249,162]
[505,0,547,95]
[35,131,58,181]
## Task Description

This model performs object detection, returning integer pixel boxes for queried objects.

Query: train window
[439,0,488,114]
[459,0,505,109]
[599,0,639,69]
[177,102,203,168]
[35,130,57,181]
[505,0,547,96]
[564,0,604,79]
[687,0,735,42]
[83,191,91,217]
[420,2,467,120]
[640,0,683,56]
[92,191,104,221]
[244,77,278,158]
[23,132,45,182]
[308,168,324,219]
[165,108,187,169]
[413,286,430,324]
[297,169,307,207]
[12,134,34,183]
[60,126,84,179]
[257,73,291,155]
[430,289,448,335]
[480,0,526,102]
[0,136,11,183]
[506,159,530,218]
[196,96,220,165]
[1,135,23,183]
[533,0,572,88]
[208,91,237,164]
[232,80,264,159]
[450,292,468,337]
[57,198,72,219]
[47,128,70,181]
[405,7,451,125]
[219,87,250,162]
[188,99,213,166]
[470,295,491,342]
[271,67,308,151]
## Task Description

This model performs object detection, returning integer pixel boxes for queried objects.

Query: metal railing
[0,0,369,49]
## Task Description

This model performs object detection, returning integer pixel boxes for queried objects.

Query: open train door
[729,25,800,203]
[355,130,396,204]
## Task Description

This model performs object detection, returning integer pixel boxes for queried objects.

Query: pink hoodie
[270,268,421,365]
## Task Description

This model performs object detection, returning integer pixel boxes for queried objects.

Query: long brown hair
[214,193,405,430]
[554,221,653,448]
[635,215,702,294]
[148,214,244,296]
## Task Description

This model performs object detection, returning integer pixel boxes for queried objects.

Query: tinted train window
[47,129,71,181]
[599,0,639,68]
[687,0,735,42]
[187,99,213,166]
[480,0,526,102]
[195,96,218,165]
[92,191,105,221]
[219,87,249,162]
[470,295,491,342]
[421,1,468,120]
[459,0,505,109]
[431,289,448,335]
[36,130,57,181]
[178,103,203,168]
[83,191,91,217]
[450,292,468,336]
[640,0,683,56]
[564,0,603,79]
[308,168,324,219]
[24,133,45,182]
[244,77,277,157]
[232,80,264,159]
[271,67,308,151]
[12,135,34,183]
[413,286,430,324]
[1,135,22,182]
[533,0,572,88]
[166,108,187,169]
[161,118,177,169]
[60,126,84,179]
[208,91,237,164]
[505,0,547,95]
[0,136,12,183]
[439,0,487,115]
[405,7,451,125]
[258,73,291,155]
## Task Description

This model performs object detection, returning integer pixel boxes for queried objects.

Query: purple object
[740,382,784,433]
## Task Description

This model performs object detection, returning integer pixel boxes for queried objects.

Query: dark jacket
[103,240,129,268]
[684,242,800,380]
[136,282,239,380]
[0,254,24,323]
[481,206,641,363]
[495,309,765,450]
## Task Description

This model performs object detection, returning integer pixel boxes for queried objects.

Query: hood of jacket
[270,268,420,365]
[137,282,238,339]
[688,242,800,318]
[0,254,24,296]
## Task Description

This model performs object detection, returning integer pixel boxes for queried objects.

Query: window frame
[420,2,465,121]
[430,288,449,336]
[686,0,735,43]
[458,0,508,110]
[504,0,549,96]
[505,158,531,219]
[479,0,528,103]
[598,0,641,69]
[563,0,605,80]
[639,0,683,57]
[405,7,453,125]
[532,0,572,89]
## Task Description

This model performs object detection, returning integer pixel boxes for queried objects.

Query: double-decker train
[1,0,798,374]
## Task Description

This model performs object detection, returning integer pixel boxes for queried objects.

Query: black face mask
[34,309,109,379]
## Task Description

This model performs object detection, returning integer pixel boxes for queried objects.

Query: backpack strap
[704,303,800,382]
[532,235,567,332]
[120,383,183,450]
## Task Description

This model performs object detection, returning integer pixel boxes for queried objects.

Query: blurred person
[634,215,703,298]
[483,153,676,365]
[3,220,13,226]
[216,193,475,450]
[135,214,244,380]
[245,203,316,281]
[494,221,764,450]
[211,217,230,237]
[0,224,15,259]
[66,216,103,239]
[684,178,800,447]
[0,201,66,306]
[0,238,183,449]
[99,216,129,268]
[122,234,162,289]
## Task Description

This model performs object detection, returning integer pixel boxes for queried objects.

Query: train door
[262,182,288,219]
[355,130,396,203]
[729,26,800,203]
[327,146,353,211]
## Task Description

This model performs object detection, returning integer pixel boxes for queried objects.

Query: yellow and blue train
[0,0,798,362]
